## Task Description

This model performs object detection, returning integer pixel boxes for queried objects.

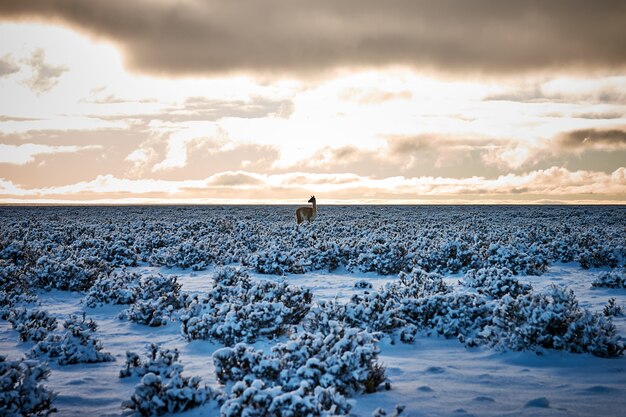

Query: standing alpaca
[295,196,317,225]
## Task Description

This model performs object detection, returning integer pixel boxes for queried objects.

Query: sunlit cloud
[0,3,624,204]
[1,168,624,203]
[0,143,100,165]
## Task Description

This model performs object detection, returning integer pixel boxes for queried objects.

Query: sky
[0,0,625,204]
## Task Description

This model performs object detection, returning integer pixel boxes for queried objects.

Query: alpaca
[295,196,317,225]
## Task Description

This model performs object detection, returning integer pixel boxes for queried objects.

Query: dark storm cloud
[555,128,626,150]
[1,0,625,76]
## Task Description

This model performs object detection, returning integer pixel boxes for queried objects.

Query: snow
[1,263,624,416]
[1,206,625,416]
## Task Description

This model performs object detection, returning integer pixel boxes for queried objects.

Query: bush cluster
[84,268,140,307]
[592,268,626,289]
[121,344,218,416]
[482,285,623,357]
[28,313,115,365]
[1,206,623,287]
[0,355,56,416]
[7,308,58,342]
[180,267,312,345]
[213,322,384,416]
[121,274,183,326]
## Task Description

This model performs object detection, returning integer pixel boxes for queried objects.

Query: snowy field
[1,205,625,417]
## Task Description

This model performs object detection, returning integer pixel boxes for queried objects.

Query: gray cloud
[0,54,20,77]
[23,49,68,94]
[555,128,626,150]
[571,112,623,120]
[1,0,625,76]
[88,96,293,124]
[484,83,626,104]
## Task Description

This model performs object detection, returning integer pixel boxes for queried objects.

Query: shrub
[29,314,115,365]
[121,344,218,416]
[0,355,56,416]
[120,343,181,379]
[0,264,37,318]
[84,269,140,307]
[122,274,182,326]
[604,298,623,317]
[7,308,57,342]
[592,269,626,289]
[482,286,623,357]
[462,267,532,299]
[213,323,386,396]
[180,267,312,345]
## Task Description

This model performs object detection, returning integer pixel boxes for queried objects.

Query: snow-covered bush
[181,267,312,345]
[483,286,623,357]
[122,274,182,326]
[84,269,140,307]
[485,243,548,275]
[29,313,115,365]
[372,405,406,417]
[347,241,408,275]
[123,371,217,416]
[391,269,451,298]
[32,252,110,291]
[579,248,619,269]
[592,269,626,288]
[0,355,56,416]
[148,241,213,270]
[401,293,492,342]
[121,344,218,416]
[7,308,57,342]
[306,295,405,336]
[120,343,181,379]
[0,263,36,317]
[604,298,623,317]
[462,267,532,299]
[213,323,386,396]
[220,378,351,417]
[354,280,373,289]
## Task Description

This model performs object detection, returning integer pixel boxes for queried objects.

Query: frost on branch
[0,355,56,416]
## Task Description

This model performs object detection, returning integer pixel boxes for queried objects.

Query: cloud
[1,1,625,76]
[0,115,40,122]
[0,54,20,77]
[484,78,626,104]
[571,112,623,120]
[23,49,68,94]
[555,128,626,151]
[0,143,100,165]
[1,168,624,203]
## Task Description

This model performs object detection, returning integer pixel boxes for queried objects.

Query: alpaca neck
[311,200,317,216]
